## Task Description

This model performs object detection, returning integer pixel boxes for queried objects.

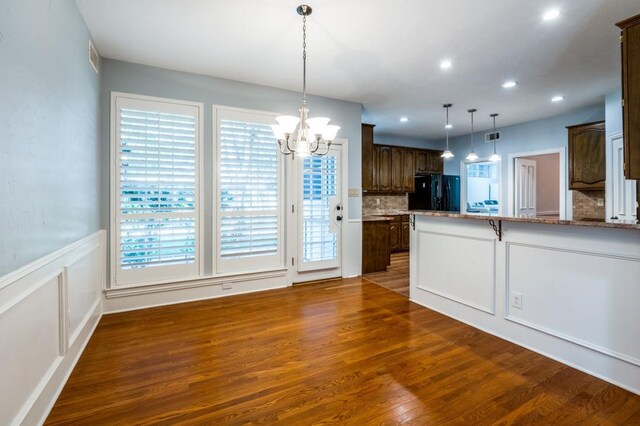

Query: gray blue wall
[374,133,442,150]
[0,0,101,277]
[605,89,623,137]
[99,59,363,275]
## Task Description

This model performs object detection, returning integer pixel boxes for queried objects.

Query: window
[214,108,284,273]
[111,93,202,286]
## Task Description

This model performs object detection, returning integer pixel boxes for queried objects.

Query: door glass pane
[302,155,338,263]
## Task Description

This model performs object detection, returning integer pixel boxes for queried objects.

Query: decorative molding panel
[505,241,640,367]
[0,231,105,426]
[415,230,496,314]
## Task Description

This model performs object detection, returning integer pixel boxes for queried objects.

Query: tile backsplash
[363,194,408,215]
[572,190,605,220]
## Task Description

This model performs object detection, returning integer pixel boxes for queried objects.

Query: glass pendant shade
[489,113,501,162]
[489,153,501,162]
[276,115,300,134]
[322,125,340,141]
[466,151,479,161]
[441,149,454,159]
[295,139,311,157]
[466,108,478,162]
[270,124,286,140]
[306,117,331,137]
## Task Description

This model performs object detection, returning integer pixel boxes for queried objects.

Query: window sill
[105,267,288,299]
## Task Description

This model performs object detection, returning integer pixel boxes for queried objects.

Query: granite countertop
[362,215,394,222]
[403,210,640,230]
[363,210,410,217]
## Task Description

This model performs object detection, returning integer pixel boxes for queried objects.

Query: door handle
[610,216,619,220]
[335,203,343,221]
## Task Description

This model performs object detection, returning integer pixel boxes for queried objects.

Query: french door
[290,143,343,280]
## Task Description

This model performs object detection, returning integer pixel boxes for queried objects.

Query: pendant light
[489,113,501,162]
[441,103,454,159]
[466,109,479,161]
[270,5,340,157]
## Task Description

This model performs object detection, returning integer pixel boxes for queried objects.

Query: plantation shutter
[113,95,201,286]
[215,109,283,273]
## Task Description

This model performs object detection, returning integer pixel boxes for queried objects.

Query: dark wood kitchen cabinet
[362,219,390,273]
[617,14,640,180]
[568,121,606,191]
[389,218,401,252]
[391,147,404,193]
[415,149,444,175]
[403,149,415,192]
[401,218,410,250]
[361,124,376,191]
[377,145,392,192]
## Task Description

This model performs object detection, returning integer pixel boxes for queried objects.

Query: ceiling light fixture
[400,117,409,122]
[502,81,518,89]
[440,60,452,70]
[551,95,565,102]
[543,9,560,21]
[466,109,479,162]
[441,104,454,159]
[271,5,339,157]
[489,113,501,162]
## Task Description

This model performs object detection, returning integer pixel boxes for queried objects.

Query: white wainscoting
[410,216,640,394]
[0,231,105,426]
[415,230,496,314]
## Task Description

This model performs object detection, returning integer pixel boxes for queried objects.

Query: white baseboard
[0,231,105,426]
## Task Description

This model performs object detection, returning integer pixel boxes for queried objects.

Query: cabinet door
[361,124,375,191]
[430,151,444,174]
[391,147,404,193]
[378,146,392,192]
[415,150,429,174]
[403,149,415,192]
[372,144,379,191]
[389,221,401,252]
[618,15,640,180]
[568,122,605,190]
[401,221,410,250]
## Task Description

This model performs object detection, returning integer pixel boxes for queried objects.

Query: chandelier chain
[302,15,307,104]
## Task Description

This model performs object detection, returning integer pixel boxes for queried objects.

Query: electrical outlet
[597,198,604,207]
[511,292,523,309]
[376,198,380,205]
[222,283,232,290]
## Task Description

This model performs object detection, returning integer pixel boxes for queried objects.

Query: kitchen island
[406,210,640,394]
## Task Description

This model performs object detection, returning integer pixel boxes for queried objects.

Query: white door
[297,144,343,273]
[515,158,537,218]
[611,136,638,222]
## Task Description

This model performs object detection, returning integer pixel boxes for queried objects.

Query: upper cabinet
[617,14,640,180]
[568,121,606,191]
[361,124,443,194]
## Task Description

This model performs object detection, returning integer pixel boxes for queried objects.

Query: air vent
[88,41,99,74]
[485,131,501,143]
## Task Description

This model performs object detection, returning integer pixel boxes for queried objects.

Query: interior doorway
[508,148,566,219]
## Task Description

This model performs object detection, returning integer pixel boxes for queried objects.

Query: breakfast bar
[407,210,640,393]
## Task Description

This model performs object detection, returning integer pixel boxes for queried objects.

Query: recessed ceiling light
[502,81,518,89]
[440,60,452,70]
[400,117,409,122]
[551,95,565,102]
[543,9,560,21]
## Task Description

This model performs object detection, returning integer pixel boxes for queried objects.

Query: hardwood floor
[364,251,409,297]
[47,278,640,425]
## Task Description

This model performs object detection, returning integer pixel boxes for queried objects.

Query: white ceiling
[75,0,640,139]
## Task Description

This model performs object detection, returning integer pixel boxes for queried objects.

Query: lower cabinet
[362,220,391,274]
[390,215,410,253]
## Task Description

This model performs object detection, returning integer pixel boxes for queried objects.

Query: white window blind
[215,109,283,273]
[113,94,201,286]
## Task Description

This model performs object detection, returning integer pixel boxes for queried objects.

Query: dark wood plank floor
[364,251,410,297]
[46,278,640,425]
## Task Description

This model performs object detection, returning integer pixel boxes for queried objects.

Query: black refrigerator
[408,174,460,212]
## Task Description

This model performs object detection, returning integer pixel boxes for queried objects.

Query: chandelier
[270,5,340,157]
